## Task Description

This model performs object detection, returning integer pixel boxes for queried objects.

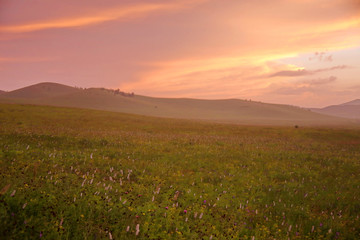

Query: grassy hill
[2,82,81,99]
[0,103,359,239]
[0,82,354,126]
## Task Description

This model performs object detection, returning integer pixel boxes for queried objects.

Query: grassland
[0,103,359,239]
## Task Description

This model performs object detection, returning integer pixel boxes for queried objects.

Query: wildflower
[126,226,130,232]
[136,224,140,235]
[203,200,206,204]
[184,210,187,213]
[165,207,168,210]
[109,232,113,239]
[40,232,43,238]
[10,190,16,197]
[174,191,180,201]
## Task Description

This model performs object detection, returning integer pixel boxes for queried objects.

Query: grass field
[0,103,359,239]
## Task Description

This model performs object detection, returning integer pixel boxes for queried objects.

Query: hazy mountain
[340,99,360,106]
[0,90,5,94]
[0,82,355,126]
[311,100,360,119]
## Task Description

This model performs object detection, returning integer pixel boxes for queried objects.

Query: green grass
[0,103,359,239]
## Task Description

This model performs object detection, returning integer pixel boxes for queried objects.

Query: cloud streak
[268,65,348,78]
[301,76,337,85]
[269,76,338,96]
[0,2,195,33]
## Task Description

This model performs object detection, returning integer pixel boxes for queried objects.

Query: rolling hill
[311,99,360,119]
[0,82,356,126]
[2,82,81,99]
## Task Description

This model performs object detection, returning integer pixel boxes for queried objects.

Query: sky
[0,0,359,107]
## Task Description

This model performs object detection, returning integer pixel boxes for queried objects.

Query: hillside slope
[3,82,81,99]
[0,82,355,126]
[311,99,360,119]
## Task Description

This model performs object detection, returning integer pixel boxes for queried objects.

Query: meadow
[0,103,359,239]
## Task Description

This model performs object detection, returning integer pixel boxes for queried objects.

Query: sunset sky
[1,0,359,107]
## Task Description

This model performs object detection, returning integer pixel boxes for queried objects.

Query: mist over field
[1,82,359,127]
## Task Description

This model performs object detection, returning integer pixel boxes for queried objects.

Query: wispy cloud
[308,52,333,62]
[300,76,337,85]
[0,1,200,33]
[269,76,337,96]
[268,65,348,78]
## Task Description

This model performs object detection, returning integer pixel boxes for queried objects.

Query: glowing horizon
[0,0,359,107]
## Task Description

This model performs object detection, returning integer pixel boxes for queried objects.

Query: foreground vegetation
[0,103,359,239]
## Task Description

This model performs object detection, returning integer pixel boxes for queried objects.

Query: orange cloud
[0,1,204,33]
[120,7,360,99]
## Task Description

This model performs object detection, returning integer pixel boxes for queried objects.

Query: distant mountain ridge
[311,104,360,120]
[0,82,356,126]
[311,99,360,119]
[340,99,360,106]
